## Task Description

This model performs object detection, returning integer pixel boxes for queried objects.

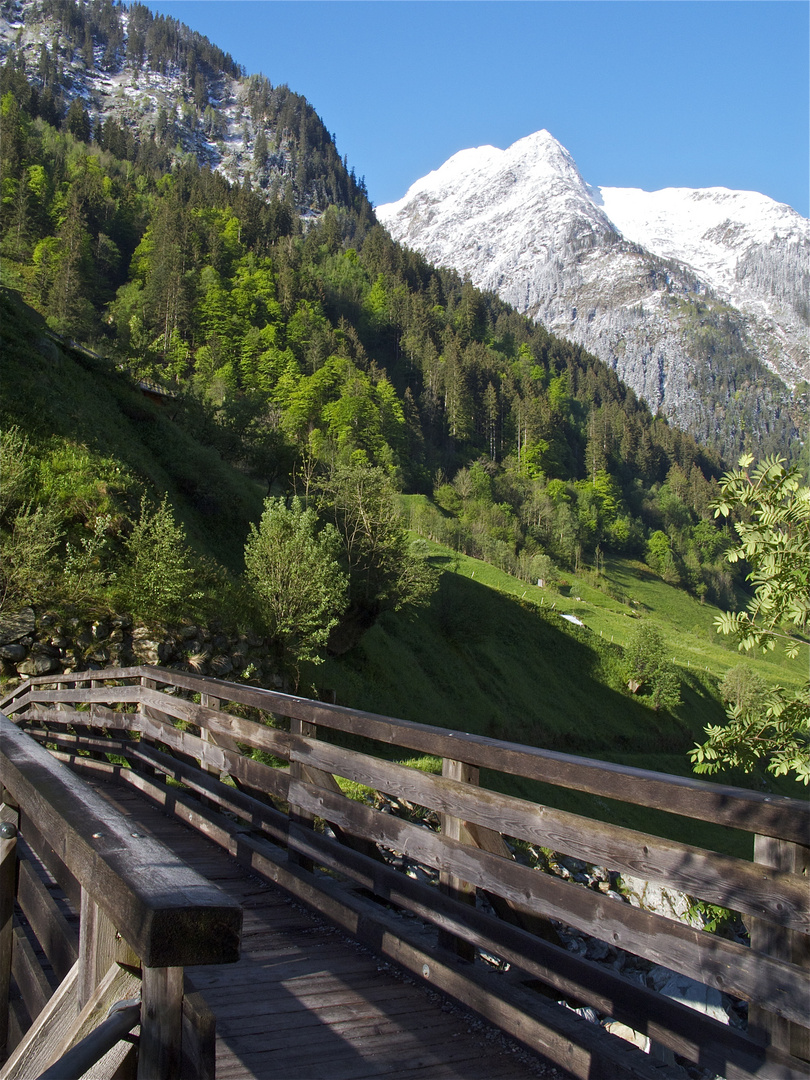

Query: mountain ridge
[378,131,808,458]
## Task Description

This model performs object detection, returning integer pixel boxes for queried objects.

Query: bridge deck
[82,773,559,1080]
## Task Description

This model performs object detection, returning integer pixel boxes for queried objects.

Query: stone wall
[0,606,282,688]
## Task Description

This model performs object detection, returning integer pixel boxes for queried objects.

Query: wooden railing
[0,707,242,1079]
[2,666,808,1080]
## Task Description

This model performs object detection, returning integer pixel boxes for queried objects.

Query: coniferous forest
[0,0,754,686]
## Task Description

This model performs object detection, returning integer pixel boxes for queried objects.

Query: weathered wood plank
[0,716,241,969]
[750,837,810,1061]
[10,923,53,1022]
[138,965,183,1080]
[0,816,16,1054]
[17,819,81,912]
[16,731,135,758]
[131,710,291,802]
[147,689,292,759]
[78,890,137,1010]
[289,737,809,931]
[124,742,290,845]
[0,960,79,1080]
[181,988,216,1080]
[39,962,140,1077]
[4,989,29,1060]
[289,777,808,1026]
[16,705,135,731]
[438,758,477,960]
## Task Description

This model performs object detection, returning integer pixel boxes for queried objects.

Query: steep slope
[597,184,809,386]
[0,0,369,217]
[378,132,808,459]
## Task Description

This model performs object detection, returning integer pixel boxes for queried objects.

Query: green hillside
[0,288,264,569]
[304,544,806,856]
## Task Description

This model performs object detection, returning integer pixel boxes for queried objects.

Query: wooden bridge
[0,665,808,1079]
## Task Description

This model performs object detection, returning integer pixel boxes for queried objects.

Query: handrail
[35,999,141,1080]
[3,667,809,1080]
[0,714,241,968]
[0,706,241,1079]
[4,664,807,842]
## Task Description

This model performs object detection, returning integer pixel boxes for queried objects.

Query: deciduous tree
[244,497,348,669]
[690,455,809,783]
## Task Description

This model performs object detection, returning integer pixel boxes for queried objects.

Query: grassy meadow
[304,533,807,858]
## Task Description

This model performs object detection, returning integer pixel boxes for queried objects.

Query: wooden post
[749,836,810,1060]
[138,676,159,778]
[78,888,135,1010]
[199,695,221,775]
[288,718,316,871]
[0,817,18,1056]
[138,966,184,1080]
[438,758,478,962]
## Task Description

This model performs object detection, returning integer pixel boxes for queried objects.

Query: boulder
[0,608,35,645]
[617,874,695,924]
[209,655,234,678]
[18,654,61,676]
[647,965,730,1025]
[0,644,27,662]
[603,1022,650,1054]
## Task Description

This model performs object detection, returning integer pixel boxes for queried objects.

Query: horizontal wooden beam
[0,715,241,969]
[289,736,809,932]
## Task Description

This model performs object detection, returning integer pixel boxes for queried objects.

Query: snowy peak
[377,130,808,456]
[598,184,807,293]
[380,130,619,286]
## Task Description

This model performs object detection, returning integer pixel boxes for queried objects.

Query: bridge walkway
[82,771,559,1080]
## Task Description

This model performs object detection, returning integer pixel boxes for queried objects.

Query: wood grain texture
[0,960,79,1080]
[289,776,809,1026]
[0,822,16,1054]
[16,856,77,980]
[138,965,183,1080]
[10,924,53,1023]
[289,736,808,929]
[0,715,242,969]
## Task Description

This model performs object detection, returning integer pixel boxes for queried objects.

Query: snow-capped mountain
[378,132,808,451]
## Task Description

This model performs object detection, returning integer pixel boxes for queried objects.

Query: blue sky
[142,1,809,217]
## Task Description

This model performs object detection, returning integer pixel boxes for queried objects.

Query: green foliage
[0,501,63,611]
[624,624,682,713]
[117,495,201,622]
[0,426,62,610]
[719,665,769,715]
[316,463,438,622]
[691,455,810,783]
[711,455,810,656]
[243,496,348,666]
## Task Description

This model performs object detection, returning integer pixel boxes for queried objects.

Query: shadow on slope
[0,289,263,569]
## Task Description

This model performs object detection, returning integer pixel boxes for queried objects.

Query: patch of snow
[559,614,585,627]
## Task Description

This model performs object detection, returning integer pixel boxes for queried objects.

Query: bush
[624,624,681,713]
[244,497,348,666]
[116,496,200,622]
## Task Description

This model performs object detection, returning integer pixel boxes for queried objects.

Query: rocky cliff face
[378,131,808,458]
[0,0,359,217]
